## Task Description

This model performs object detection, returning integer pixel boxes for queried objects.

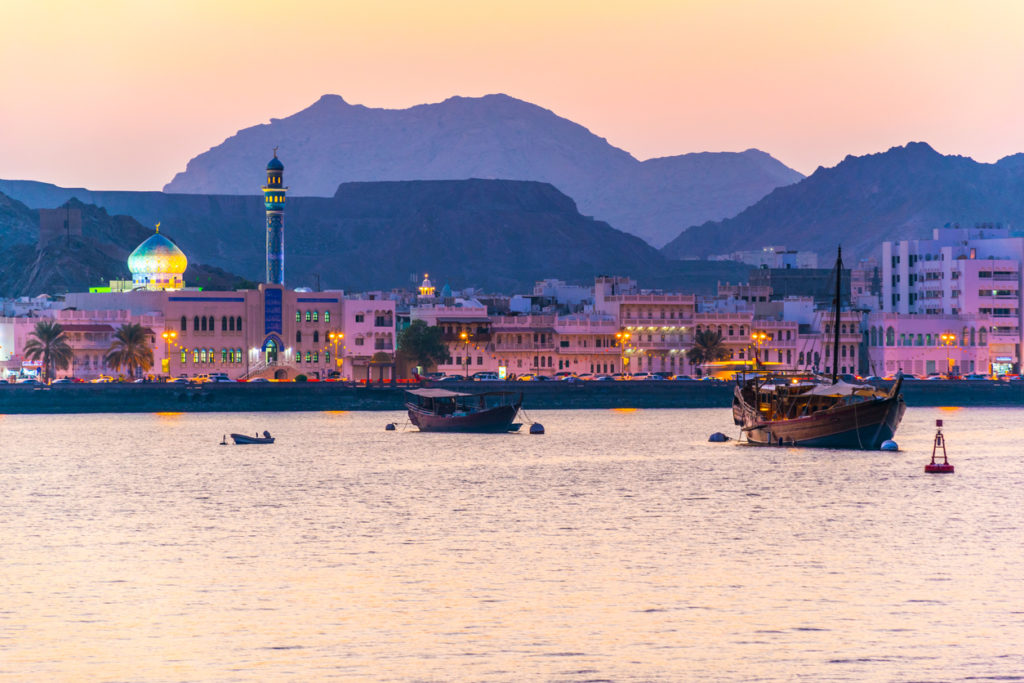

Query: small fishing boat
[405,388,523,433]
[230,430,275,445]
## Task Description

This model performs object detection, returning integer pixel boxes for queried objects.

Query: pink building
[865,312,994,377]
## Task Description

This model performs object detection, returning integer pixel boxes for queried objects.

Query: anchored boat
[405,388,523,433]
[731,246,906,449]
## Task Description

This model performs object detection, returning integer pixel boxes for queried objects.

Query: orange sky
[2,0,1023,190]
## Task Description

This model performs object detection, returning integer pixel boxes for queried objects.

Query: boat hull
[230,433,275,444]
[737,394,906,450]
[406,403,520,433]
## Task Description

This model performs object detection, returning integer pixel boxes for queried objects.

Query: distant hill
[0,180,748,295]
[662,142,1024,261]
[158,93,802,247]
[0,195,251,298]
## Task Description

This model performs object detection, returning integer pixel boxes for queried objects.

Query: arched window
[728,326,734,336]
[313,330,319,343]
[925,333,932,346]
[229,317,235,332]
[194,316,200,331]
[313,311,319,323]
[296,330,302,343]
[208,316,215,330]
[222,316,228,331]
[841,345,847,358]
[970,327,976,346]
[962,327,969,346]
[740,326,746,336]
[916,334,923,346]
[305,311,311,322]
[325,311,331,323]
[870,327,878,346]
[312,352,318,363]
[221,348,227,363]
[202,317,209,332]
[979,328,987,345]
[200,349,207,363]
[841,324,847,334]
[236,316,242,330]
[305,352,312,362]
[209,348,214,363]
[180,315,187,331]
[193,349,199,363]
[799,351,805,365]
[296,311,301,323]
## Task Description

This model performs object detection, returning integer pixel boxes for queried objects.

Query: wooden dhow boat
[731,247,906,449]
[405,388,523,433]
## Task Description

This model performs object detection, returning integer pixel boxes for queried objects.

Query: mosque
[54,152,396,381]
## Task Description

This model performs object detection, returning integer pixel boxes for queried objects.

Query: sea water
[1,407,1022,681]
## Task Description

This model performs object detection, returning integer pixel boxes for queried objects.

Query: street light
[615,331,631,374]
[460,330,470,378]
[751,331,768,368]
[940,332,956,377]
[161,330,177,377]
[328,331,344,377]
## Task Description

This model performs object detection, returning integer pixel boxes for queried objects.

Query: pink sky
[3,0,1023,191]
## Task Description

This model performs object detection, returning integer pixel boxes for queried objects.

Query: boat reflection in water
[405,388,523,433]
[732,372,905,449]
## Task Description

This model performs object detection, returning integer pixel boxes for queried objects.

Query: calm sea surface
[1,407,1023,681]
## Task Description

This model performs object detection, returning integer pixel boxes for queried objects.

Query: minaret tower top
[263,148,286,284]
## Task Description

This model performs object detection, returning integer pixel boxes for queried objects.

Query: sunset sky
[3,0,1023,191]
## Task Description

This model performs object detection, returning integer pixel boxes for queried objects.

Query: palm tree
[23,320,74,383]
[105,323,154,379]
[686,328,730,377]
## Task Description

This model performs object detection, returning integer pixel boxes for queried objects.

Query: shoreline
[1,380,1023,414]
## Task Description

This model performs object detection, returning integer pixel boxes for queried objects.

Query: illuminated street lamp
[328,331,344,369]
[751,331,768,367]
[161,330,177,376]
[940,332,957,377]
[460,330,470,377]
[615,331,632,373]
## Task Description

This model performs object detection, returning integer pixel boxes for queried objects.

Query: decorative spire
[155,222,160,233]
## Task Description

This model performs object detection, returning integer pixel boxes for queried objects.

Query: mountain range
[662,142,1024,261]
[0,180,751,297]
[161,93,803,247]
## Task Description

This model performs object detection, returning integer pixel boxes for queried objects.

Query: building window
[221,349,228,363]
[355,314,364,323]
[313,330,319,343]
[296,331,302,343]
[312,352,318,363]
[194,316,200,331]
[236,316,242,331]
[193,349,199,363]
[313,311,319,322]
[305,311,311,322]
[324,311,331,323]
[200,317,207,332]
[229,317,235,332]
[181,349,187,363]
[355,337,364,346]
[221,316,227,331]
[180,316,187,331]
[296,311,302,323]
[325,351,330,363]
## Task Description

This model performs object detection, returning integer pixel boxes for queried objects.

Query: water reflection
[1,408,1022,680]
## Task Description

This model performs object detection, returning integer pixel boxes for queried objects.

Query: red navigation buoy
[925,419,955,473]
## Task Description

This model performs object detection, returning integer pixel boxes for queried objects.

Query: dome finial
[273,146,278,158]
[155,222,160,233]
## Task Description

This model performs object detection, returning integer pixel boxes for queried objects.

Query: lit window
[313,311,319,323]
[305,311,311,322]
[324,311,331,323]
[305,352,312,362]
[181,350,187,363]
[193,350,199,363]
[221,349,227,363]
[312,352,318,363]
[325,351,331,363]
[296,311,301,323]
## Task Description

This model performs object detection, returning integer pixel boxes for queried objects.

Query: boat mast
[831,245,843,385]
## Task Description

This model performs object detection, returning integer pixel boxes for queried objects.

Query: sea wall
[1,380,1022,414]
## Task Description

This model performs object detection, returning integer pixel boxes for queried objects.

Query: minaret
[263,148,286,284]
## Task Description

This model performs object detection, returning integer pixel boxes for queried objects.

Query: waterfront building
[864,312,994,377]
[882,225,1023,373]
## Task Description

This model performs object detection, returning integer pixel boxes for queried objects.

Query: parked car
[17,378,43,386]
[594,375,614,381]
[630,373,652,381]
[247,377,269,383]
[168,377,191,384]
[52,378,73,384]
[436,375,465,382]
[671,375,695,381]
[963,373,989,380]
[471,371,501,381]
[91,376,114,383]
